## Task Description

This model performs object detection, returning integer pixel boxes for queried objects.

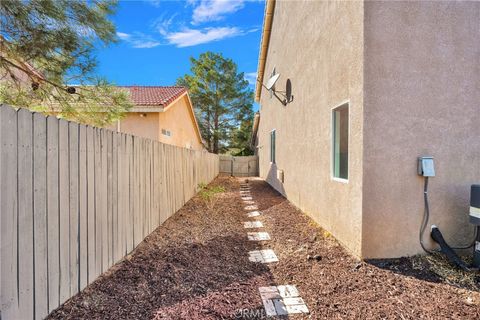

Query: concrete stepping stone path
[248,249,278,263]
[258,285,309,316]
[247,211,261,217]
[247,232,271,241]
[244,205,258,211]
[244,221,263,228]
[241,196,253,200]
[243,201,255,205]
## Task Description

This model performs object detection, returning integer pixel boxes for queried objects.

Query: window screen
[333,104,349,180]
[270,130,276,163]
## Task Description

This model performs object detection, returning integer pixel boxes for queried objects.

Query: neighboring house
[109,86,204,150]
[1,36,45,89]
[253,0,480,259]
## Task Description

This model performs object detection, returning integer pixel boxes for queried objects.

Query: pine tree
[177,52,254,154]
[0,0,131,127]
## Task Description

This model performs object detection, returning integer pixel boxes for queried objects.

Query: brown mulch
[47,176,480,319]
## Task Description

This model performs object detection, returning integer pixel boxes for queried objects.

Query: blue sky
[96,0,264,92]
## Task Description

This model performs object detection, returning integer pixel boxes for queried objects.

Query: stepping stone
[248,249,278,263]
[259,285,309,316]
[243,200,255,205]
[241,196,253,200]
[244,205,258,211]
[247,232,270,241]
[247,211,261,217]
[244,221,263,228]
[273,298,309,315]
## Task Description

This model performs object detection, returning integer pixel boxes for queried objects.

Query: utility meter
[418,156,435,177]
[470,184,480,267]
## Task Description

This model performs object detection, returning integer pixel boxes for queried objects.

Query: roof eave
[254,0,276,102]
[131,106,165,112]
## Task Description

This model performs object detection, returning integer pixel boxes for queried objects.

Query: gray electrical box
[418,157,435,177]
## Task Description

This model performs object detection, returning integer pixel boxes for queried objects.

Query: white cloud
[192,0,245,24]
[244,72,257,85]
[152,13,178,36]
[145,0,162,7]
[116,32,161,49]
[165,27,241,47]
[186,0,199,6]
[116,32,130,40]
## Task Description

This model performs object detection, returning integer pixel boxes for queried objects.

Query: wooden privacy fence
[0,105,219,320]
[219,155,258,177]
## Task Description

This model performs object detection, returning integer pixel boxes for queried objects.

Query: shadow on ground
[367,254,480,292]
[49,233,275,319]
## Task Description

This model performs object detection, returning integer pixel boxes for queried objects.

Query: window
[332,103,349,180]
[270,129,276,163]
[161,128,171,137]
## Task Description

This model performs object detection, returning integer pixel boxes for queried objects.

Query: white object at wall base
[277,169,284,183]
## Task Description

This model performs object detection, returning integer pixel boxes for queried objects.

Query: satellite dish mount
[259,73,293,106]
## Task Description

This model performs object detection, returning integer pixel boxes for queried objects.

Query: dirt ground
[48,176,480,319]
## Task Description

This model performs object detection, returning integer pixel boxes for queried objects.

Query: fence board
[46,116,60,312]
[79,125,88,290]
[141,140,147,239]
[86,126,96,284]
[112,133,119,262]
[133,138,140,246]
[69,122,79,296]
[153,142,160,228]
[127,136,134,252]
[106,131,113,267]
[101,130,108,272]
[147,140,153,233]
[58,119,70,304]
[159,143,166,224]
[17,109,34,319]
[33,113,49,319]
[94,128,102,278]
[0,106,18,319]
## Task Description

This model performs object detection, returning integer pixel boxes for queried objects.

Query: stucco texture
[117,112,160,141]
[362,1,480,258]
[257,0,365,257]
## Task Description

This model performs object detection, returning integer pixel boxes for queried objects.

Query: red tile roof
[120,86,187,107]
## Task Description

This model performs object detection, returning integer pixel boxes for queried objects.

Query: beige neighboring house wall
[158,94,203,150]
[109,87,204,150]
[255,0,480,259]
[115,111,160,141]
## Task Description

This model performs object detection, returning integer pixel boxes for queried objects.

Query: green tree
[230,113,255,156]
[0,0,131,127]
[177,52,254,154]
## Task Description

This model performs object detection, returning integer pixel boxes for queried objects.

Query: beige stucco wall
[158,95,203,150]
[109,94,203,150]
[362,1,480,258]
[114,112,160,141]
[257,0,365,257]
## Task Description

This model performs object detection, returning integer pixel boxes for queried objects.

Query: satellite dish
[285,79,292,102]
[265,73,280,90]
